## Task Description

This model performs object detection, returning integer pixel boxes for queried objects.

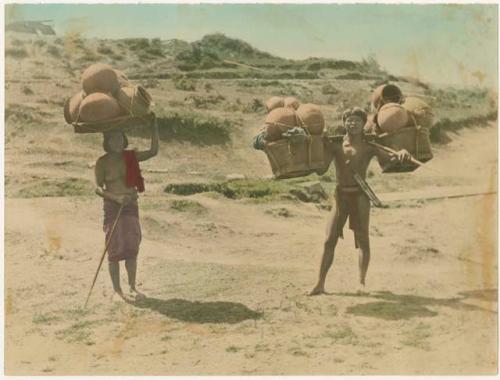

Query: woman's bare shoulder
[95,153,109,165]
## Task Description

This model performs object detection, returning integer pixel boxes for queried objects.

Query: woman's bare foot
[111,289,126,302]
[129,287,146,301]
[308,285,326,296]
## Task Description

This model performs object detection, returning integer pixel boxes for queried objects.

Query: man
[309,107,410,295]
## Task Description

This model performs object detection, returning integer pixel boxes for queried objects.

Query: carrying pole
[83,203,124,309]
[367,141,427,167]
[367,140,444,175]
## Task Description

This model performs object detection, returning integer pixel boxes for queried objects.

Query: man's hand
[390,149,412,164]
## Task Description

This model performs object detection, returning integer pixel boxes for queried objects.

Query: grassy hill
[4,31,497,198]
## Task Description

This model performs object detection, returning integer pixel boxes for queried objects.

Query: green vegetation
[17,178,94,198]
[128,109,232,145]
[322,83,339,95]
[170,199,207,214]
[5,104,52,124]
[164,177,329,201]
[432,110,497,140]
[32,312,61,325]
[226,346,242,353]
[6,47,29,58]
[173,75,197,91]
[265,207,293,218]
[56,320,98,344]
[346,301,438,320]
[400,323,432,350]
[97,45,114,55]
[322,325,358,345]
[22,85,34,95]
[185,94,226,109]
[47,45,61,58]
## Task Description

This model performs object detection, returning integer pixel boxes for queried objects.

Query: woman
[94,117,159,300]
[309,107,410,295]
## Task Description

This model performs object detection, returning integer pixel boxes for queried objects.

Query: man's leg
[108,261,122,294]
[310,202,348,295]
[355,194,371,286]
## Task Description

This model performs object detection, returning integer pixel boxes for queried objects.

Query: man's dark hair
[342,107,368,125]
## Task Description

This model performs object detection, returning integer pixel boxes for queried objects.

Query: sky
[5,3,498,88]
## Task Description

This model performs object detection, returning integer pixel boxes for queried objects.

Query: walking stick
[83,203,124,309]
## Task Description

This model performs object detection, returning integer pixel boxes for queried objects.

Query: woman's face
[345,115,365,135]
[108,133,126,153]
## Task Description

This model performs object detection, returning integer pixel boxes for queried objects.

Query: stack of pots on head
[63,63,153,131]
[263,96,325,141]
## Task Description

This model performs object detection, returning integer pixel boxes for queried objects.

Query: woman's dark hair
[103,131,129,153]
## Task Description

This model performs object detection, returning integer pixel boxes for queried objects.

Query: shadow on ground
[129,297,263,324]
[334,289,497,320]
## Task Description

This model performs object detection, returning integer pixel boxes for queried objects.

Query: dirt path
[4,125,497,375]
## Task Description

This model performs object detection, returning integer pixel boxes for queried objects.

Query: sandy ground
[4,125,498,375]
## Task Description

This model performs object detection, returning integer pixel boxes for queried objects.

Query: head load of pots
[63,63,154,133]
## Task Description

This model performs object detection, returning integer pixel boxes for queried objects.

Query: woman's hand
[151,112,158,129]
[118,194,138,205]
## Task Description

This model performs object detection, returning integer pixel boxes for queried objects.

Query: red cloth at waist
[123,150,145,193]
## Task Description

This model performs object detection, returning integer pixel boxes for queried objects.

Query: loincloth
[335,184,364,248]
[103,199,142,262]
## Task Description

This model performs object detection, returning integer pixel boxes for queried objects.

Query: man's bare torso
[326,138,376,186]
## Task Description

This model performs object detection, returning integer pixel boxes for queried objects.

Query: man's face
[345,115,365,135]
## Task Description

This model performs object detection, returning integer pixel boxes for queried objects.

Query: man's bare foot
[356,283,369,295]
[308,285,326,296]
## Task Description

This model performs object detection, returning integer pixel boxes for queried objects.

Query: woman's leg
[355,194,371,286]
[125,258,137,291]
[108,261,122,294]
[310,199,348,295]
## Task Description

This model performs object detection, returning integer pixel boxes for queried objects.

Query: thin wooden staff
[83,203,124,309]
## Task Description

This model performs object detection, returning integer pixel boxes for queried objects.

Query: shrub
[322,83,339,95]
[307,62,321,71]
[97,45,114,55]
[22,86,34,95]
[110,53,124,61]
[185,94,225,109]
[204,83,213,92]
[5,104,51,124]
[18,178,94,198]
[6,48,28,59]
[128,110,232,145]
[47,45,61,57]
[145,47,164,57]
[34,39,46,47]
[173,76,197,91]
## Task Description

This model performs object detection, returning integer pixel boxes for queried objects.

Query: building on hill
[6,20,56,36]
